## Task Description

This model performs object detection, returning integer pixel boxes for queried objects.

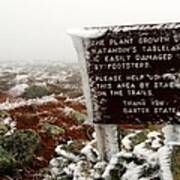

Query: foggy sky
[0,0,180,63]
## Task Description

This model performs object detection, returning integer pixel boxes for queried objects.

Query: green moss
[0,147,16,175]
[0,123,9,135]
[171,146,180,180]
[0,111,9,118]
[131,131,148,146]
[72,111,87,123]
[42,123,65,136]
[60,140,85,155]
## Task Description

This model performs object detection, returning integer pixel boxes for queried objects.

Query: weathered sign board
[69,23,180,126]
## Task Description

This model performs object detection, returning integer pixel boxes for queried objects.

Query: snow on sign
[69,23,180,125]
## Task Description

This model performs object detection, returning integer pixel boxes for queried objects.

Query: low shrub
[23,85,50,99]
[0,129,40,163]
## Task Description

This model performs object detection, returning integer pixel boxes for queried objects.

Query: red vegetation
[4,96,93,179]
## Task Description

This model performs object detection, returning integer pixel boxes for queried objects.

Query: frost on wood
[69,22,180,125]
[95,124,120,160]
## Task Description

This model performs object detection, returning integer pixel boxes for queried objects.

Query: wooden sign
[69,23,180,125]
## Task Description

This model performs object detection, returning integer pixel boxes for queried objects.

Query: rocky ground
[0,94,179,180]
[0,62,179,179]
[0,94,94,180]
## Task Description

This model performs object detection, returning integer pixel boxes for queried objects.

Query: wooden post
[163,125,180,144]
[95,124,119,160]
[68,29,120,161]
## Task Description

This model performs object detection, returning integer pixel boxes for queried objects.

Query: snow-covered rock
[80,143,99,163]
[15,74,29,83]
[9,83,29,97]
[121,133,137,151]
[0,95,57,111]
[73,160,94,180]
[46,129,176,180]
[55,145,77,162]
